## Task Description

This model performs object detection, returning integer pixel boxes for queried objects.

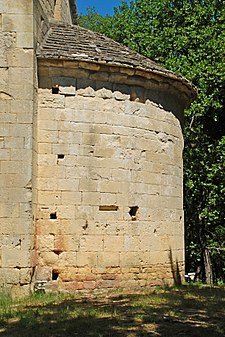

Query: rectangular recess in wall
[99,205,119,211]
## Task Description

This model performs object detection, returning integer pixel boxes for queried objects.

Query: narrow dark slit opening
[129,206,139,220]
[52,85,59,94]
[99,205,118,211]
[50,212,57,219]
[52,271,59,281]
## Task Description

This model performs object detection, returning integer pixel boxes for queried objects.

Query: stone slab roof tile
[37,22,197,100]
[37,22,172,73]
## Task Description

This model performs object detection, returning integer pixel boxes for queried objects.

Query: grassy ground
[0,284,224,336]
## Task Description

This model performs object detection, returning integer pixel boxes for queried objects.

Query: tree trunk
[198,214,213,285]
[202,246,213,285]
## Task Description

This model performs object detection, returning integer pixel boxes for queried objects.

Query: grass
[0,284,224,336]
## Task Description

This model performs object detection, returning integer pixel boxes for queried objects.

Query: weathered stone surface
[0,0,195,296]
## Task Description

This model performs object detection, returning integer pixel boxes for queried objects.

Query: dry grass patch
[0,284,224,336]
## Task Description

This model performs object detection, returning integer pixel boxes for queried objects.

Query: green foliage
[78,6,114,36]
[79,0,225,283]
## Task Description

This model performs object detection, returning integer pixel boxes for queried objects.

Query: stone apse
[0,0,196,296]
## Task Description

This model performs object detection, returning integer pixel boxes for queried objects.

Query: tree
[78,6,113,35]
[79,0,225,283]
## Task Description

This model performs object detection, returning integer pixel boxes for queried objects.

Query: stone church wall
[0,0,76,297]
[0,0,188,296]
[35,62,185,292]
[0,0,35,297]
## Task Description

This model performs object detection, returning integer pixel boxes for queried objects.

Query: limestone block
[97,279,119,289]
[62,235,79,251]
[37,234,54,251]
[7,49,33,69]
[38,165,65,179]
[79,235,104,252]
[103,235,123,252]
[59,219,88,236]
[97,252,119,268]
[0,268,19,284]
[0,32,16,66]
[58,178,79,191]
[38,130,59,144]
[0,217,33,235]
[4,0,33,14]
[2,14,33,32]
[94,147,115,158]
[36,218,60,235]
[0,124,10,136]
[58,252,77,267]
[11,284,31,298]
[0,149,10,160]
[83,280,96,289]
[1,248,31,268]
[61,191,81,205]
[16,114,33,124]
[77,86,95,97]
[20,268,32,284]
[119,252,141,267]
[38,67,49,77]
[37,177,58,190]
[0,66,8,89]
[80,178,98,192]
[38,191,62,205]
[35,266,52,281]
[113,91,130,101]
[82,132,101,146]
[38,153,56,165]
[73,205,95,220]
[56,205,76,219]
[123,235,140,252]
[11,149,32,163]
[11,99,33,115]
[38,119,58,131]
[38,94,65,109]
[62,67,88,79]
[96,88,112,99]
[149,250,171,264]
[38,143,52,154]
[100,193,117,205]
[82,192,100,205]
[40,252,59,266]
[90,125,113,136]
[99,181,120,194]
[9,123,32,140]
[63,281,84,291]
[76,252,98,267]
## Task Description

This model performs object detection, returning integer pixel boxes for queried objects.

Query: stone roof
[37,22,196,100]
[37,22,172,73]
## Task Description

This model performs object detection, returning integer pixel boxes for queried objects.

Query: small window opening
[52,270,59,281]
[50,212,57,219]
[57,154,64,159]
[129,206,139,220]
[52,85,59,94]
[99,205,119,211]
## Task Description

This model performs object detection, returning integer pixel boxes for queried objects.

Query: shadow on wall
[168,248,182,286]
[39,73,184,127]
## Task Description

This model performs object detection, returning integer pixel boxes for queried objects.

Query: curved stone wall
[35,63,185,292]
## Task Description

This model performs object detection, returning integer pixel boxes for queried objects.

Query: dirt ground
[0,285,224,336]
